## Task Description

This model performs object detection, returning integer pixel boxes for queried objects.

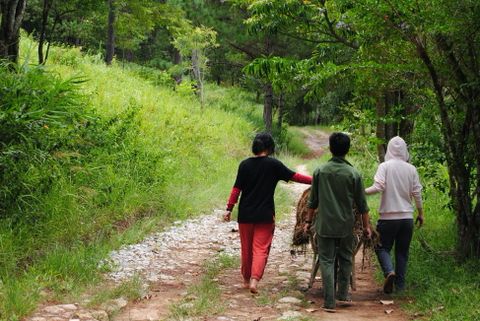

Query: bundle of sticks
[292,187,380,289]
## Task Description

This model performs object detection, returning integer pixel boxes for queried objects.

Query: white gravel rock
[278,296,303,305]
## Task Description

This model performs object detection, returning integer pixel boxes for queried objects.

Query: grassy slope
[0,39,262,320]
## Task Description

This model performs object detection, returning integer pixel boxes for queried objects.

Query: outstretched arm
[365,164,386,195]
[291,172,312,184]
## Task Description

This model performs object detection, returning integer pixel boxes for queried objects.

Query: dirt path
[296,128,330,158]
[25,129,410,321]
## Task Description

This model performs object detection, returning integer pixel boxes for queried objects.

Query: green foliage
[173,25,218,106]
[350,149,479,321]
[0,37,254,319]
[0,63,89,220]
[404,188,480,321]
[87,276,144,308]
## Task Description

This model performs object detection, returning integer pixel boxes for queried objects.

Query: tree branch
[227,41,259,59]
[319,0,359,49]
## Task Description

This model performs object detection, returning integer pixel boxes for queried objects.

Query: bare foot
[249,278,258,294]
[242,280,250,289]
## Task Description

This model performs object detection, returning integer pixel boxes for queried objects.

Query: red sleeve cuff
[226,187,241,211]
[292,172,312,184]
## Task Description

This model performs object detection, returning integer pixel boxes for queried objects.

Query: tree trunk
[191,48,204,108]
[263,83,273,133]
[385,91,400,140]
[0,0,27,64]
[105,0,116,65]
[38,0,53,65]
[277,92,284,129]
[173,48,182,84]
[413,37,480,259]
[399,101,416,141]
[375,94,386,162]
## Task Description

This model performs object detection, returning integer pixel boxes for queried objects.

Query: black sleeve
[233,161,246,189]
[275,159,295,182]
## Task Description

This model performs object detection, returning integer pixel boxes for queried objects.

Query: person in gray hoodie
[365,136,424,293]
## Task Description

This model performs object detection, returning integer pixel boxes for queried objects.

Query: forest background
[0,0,479,320]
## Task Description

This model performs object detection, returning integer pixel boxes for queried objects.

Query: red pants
[239,222,275,281]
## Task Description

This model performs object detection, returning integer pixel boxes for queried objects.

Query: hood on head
[385,136,409,162]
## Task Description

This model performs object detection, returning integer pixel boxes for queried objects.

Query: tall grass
[0,37,256,320]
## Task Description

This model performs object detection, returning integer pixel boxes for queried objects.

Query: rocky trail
[25,130,410,321]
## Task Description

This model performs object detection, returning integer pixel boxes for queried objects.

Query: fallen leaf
[380,300,394,305]
[385,309,394,314]
[305,308,318,313]
[433,306,445,312]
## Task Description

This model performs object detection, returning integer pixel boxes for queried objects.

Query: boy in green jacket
[304,132,371,312]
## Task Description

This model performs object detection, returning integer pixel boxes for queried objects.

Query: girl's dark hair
[329,132,350,157]
[252,132,275,155]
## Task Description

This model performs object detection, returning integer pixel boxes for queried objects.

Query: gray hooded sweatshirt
[365,136,423,220]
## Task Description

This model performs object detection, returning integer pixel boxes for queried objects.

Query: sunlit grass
[0,36,256,320]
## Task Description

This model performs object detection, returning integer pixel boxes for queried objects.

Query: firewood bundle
[292,187,379,251]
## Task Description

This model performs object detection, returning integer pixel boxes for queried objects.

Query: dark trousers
[375,219,413,290]
[317,234,354,308]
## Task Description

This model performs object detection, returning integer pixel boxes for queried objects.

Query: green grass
[168,254,239,319]
[0,36,258,320]
[87,276,144,309]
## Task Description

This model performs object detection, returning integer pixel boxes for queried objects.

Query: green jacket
[308,157,369,238]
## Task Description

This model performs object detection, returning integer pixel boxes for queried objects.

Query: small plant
[87,275,144,308]
[168,254,238,319]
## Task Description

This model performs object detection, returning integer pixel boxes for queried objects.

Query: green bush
[0,63,89,220]
[0,37,254,319]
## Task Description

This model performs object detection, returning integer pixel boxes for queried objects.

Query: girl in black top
[224,132,311,293]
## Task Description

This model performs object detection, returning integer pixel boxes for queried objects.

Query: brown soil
[297,128,330,159]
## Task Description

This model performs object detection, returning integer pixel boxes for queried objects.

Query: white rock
[43,306,65,314]
[58,304,78,311]
[278,310,303,320]
[91,310,109,321]
[278,296,302,305]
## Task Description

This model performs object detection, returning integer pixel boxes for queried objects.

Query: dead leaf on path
[414,312,425,317]
[253,317,262,321]
[380,300,394,305]
[305,308,318,313]
[385,309,394,314]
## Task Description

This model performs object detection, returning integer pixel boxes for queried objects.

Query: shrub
[0,63,89,220]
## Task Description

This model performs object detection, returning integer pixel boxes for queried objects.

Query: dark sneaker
[383,272,396,294]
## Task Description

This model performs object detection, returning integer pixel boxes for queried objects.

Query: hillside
[0,37,258,320]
